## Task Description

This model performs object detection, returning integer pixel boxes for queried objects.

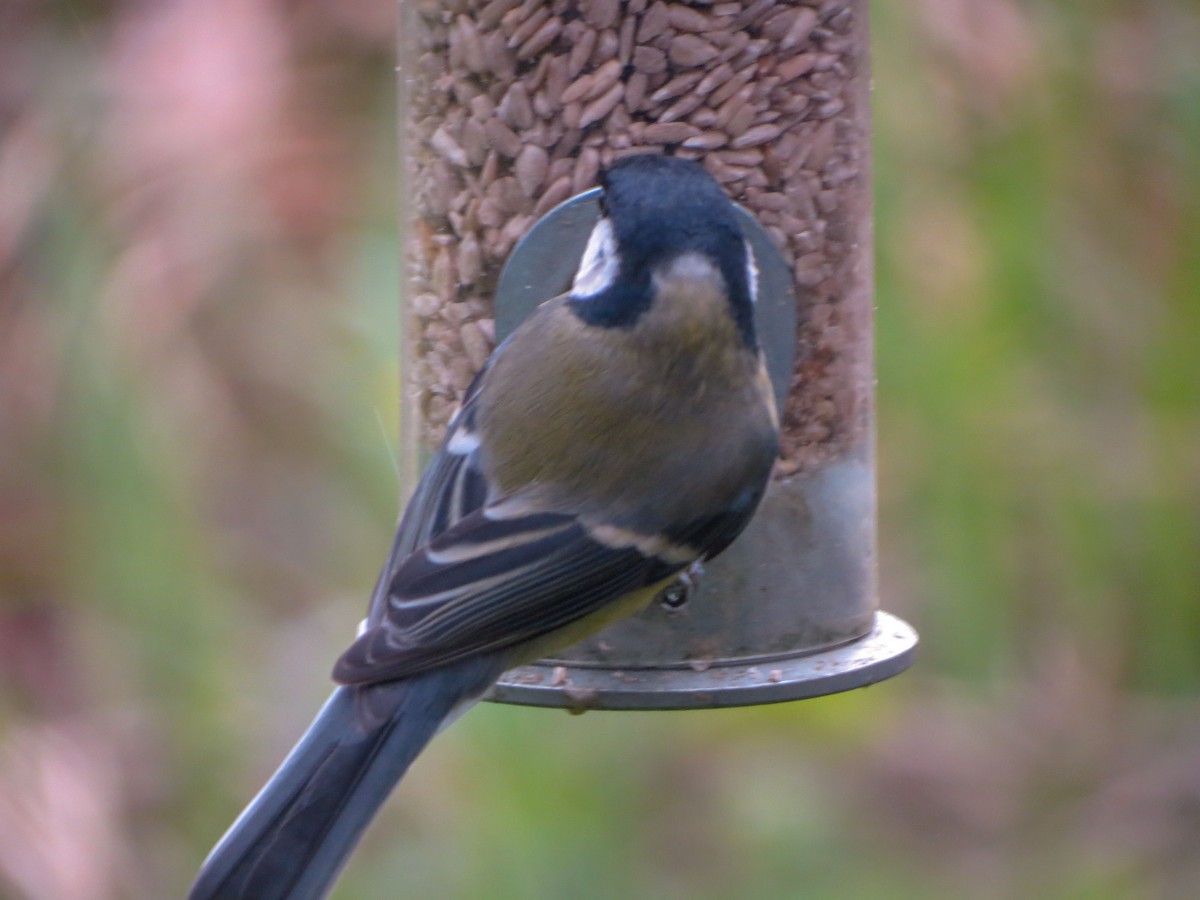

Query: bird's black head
[567,154,759,347]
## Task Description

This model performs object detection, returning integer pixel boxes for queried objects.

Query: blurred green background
[1,1,1198,898]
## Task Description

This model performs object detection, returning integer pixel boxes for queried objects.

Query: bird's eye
[570,217,619,299]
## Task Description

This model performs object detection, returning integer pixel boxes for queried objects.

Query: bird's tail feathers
[189,660,496,900]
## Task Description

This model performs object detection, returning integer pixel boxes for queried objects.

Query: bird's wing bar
[334,507,683,685]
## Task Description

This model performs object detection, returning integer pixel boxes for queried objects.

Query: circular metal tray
[486,611,917,711]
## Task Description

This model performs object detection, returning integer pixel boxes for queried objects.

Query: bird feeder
[398,0,916,709]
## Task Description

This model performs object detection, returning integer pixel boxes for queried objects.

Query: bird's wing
[365,365,492,625]
[334,502,692,685]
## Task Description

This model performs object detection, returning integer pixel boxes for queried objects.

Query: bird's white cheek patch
[570,217,619,299]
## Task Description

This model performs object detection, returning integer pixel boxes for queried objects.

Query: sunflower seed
[572,146,601,193]
[649,70,704,103]
[563,58,623,104]
[668,34,720,68]
[624,71,649,111]
[637,3,670,41]
[496,84,531,130]
[430,127,469,167]
[632,45,668,75]
[479,0,521,30]
[682,130,728,150]
[483,119,522,158]
[533,174,574,215]
[517,17,562,60]
[591,29,620,66]
[579,81,624,128]
[514,145,549,196]
[657,91,706,124]
[730,123,782,149]
[583,0,620,30]
[643,121,700,144]
[507,7,551,49]
[666,4,712,32]
[568,28,599,76]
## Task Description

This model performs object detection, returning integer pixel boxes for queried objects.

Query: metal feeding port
[481,190,917,711]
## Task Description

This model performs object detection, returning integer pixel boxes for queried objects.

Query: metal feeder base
[486,611,917,711]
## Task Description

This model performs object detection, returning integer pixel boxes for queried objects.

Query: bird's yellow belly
[509,575,677,667]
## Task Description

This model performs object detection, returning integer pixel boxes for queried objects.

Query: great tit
[189,153,780,900]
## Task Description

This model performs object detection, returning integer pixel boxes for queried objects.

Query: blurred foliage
[0,0,1198,898]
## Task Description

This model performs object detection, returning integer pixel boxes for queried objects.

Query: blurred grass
[1,1,1199,898]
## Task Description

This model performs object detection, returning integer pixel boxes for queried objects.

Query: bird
[189,153,780,900]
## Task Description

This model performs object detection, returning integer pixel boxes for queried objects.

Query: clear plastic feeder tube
[397,0,915,709]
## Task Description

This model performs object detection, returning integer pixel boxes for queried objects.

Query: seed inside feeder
[403,0,871,479]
